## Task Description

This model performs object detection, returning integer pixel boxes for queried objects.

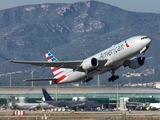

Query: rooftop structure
[0,86,160,106]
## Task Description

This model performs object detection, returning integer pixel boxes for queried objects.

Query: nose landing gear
[83,76,93,83]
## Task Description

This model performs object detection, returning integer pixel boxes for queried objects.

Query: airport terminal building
[0,86,160,108]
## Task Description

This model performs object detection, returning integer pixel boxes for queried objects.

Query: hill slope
[0,1,159,86]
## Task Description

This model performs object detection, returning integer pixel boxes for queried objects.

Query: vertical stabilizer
[11,96,19,105]
[44,51,67,84]
[42,88,54,101]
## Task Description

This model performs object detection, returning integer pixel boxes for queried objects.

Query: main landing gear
[108,70,119,82]
[108,75,119,82]
[83,76,93,83]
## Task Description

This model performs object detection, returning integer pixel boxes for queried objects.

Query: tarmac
[1,110,160,118]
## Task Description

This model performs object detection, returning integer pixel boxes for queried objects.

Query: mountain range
[0,1,160,86]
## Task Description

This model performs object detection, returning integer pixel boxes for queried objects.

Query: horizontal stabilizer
[24,78,58,82]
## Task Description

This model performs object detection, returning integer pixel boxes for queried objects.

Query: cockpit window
[141,37,148,40]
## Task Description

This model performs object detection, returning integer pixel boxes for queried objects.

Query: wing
[29,105,39,110]
[9,60,83,69]
[24,78,58,82]
[9,59,107,72]
[69,102,87,108]
[122,60,131,68]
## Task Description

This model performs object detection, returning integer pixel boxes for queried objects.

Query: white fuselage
[14,103,49,110]
[57,36,151,84]
[149,103,160,109]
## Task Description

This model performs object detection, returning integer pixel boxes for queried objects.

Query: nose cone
[140,37,151,54]
[146,38,151,47]
[141,37,151,47]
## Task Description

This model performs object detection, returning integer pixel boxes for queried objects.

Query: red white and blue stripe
[44,51,66,84]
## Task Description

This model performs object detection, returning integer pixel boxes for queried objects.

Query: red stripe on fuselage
[54,71,63,77]
[54,75,66,84]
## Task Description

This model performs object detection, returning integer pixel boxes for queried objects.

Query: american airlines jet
[9,36,151,84]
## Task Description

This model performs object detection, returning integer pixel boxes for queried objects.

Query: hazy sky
[0,0,160,13]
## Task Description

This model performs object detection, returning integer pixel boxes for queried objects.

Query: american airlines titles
[100,44,125,59]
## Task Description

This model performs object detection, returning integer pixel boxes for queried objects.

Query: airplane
[79,101,101,111]
[11,96,50,111]
[149,103,160,111]
[9,36,151,84]
[42,88,101,111]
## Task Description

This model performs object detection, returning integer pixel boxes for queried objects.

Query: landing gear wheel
[83,76,93,83]
[116,75,119,79]
[108,78,111,82]
[108,75,119,82]
[111,75,115,82]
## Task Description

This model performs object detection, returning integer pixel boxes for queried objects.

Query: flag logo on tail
[44,51,67,84]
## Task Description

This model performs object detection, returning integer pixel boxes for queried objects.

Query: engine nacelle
[81,58,98,70]
[129,57,145,69]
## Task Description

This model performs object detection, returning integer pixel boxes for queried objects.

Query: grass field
[1,112,160,120]
[1,116,160,120]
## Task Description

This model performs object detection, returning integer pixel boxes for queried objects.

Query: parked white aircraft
[11,97,50,111]
[9,36,151,84]
[149,103,160,110]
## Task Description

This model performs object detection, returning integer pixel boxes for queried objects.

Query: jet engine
[129,57,145,69]
[81,58,98,70]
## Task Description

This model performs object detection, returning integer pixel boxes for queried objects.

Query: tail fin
[44,51,67,84]
[11,96,19,105]
[44,50,59,63]
[42,88,54,101]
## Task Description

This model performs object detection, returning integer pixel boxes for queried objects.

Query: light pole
[114,84,121,110]
[97,75,100,86]
[128,79,131,86]
[9,73,12,87]
[30,69,35,87]
[55,84,57,101]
